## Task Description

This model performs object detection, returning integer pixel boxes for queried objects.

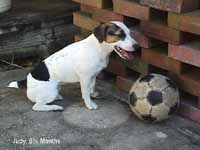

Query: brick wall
[72,0,200,123]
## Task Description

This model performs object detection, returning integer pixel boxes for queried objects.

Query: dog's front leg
[80,78,98,110]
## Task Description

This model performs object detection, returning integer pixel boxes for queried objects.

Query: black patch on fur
[139,74,154,82]
[141,114,157,122]
[168,103,179,115]
[166,78,177,90]
[17,79,27,89]
[30,62,50,81]
[107,24,126,40]
[119,30,126,40]
[129,92,137,107]
[147,90,163,106]
[94,24,107,43]
[94,23,126,43]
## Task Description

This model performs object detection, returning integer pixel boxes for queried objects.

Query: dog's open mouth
[114,46,134,60]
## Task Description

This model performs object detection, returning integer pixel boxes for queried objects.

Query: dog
[8,21,140,111]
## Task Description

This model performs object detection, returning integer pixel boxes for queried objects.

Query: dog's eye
[119,31,126,40]
[107,29,126,40]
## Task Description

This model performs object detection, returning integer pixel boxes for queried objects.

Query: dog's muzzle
[114,46,135,60]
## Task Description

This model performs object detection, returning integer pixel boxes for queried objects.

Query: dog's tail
[8,79,27,89]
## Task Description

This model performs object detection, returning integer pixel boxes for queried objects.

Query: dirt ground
[0,69,200,150]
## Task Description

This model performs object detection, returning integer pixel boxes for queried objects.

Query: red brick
[74,28,92,41]
[179,102,200,123]
[140,0,199,13]
[73,12,100,31]
[81,4,99,14]
[106,57,127,77]
[72,0,112,8]
[130,27,162,48]
[80,6,125,23]
[167,13,181,29]
[142,47,182,74]
[116,76,134,92]
[116,56,149,75]
[93,9,124,23]
[113,0,150,21]
[169,71,200,97]
[107,53,147,76]
[168,10,200,36]
[140,21,187,44]
[169,41,200,67]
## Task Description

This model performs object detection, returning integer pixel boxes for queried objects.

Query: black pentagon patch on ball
[129,92,137,107]
[139,74,154,82]
[147,90,163,106]
[166,78,177,90]
[141,114,157,122]
[168,103,179,115]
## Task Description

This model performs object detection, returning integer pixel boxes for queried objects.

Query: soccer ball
[129,73,179,122]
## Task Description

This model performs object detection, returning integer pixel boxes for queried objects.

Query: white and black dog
[8,21,140,111]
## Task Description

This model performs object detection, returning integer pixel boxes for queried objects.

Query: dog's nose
[133,44,141,51]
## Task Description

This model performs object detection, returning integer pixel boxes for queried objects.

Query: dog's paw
[86,101,98,110]
[51,105,64,111]
[33,104,64,111]
[91,101,98,109]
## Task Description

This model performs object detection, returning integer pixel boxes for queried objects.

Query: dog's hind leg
[33,103,63,111]
[27,82,64,111]
[33,92,63,111]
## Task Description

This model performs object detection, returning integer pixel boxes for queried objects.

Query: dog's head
[94,21,140,60]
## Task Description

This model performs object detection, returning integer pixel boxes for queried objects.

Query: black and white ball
[129,73,179,122]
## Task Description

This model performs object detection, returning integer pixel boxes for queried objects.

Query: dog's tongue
[121,49,134,60]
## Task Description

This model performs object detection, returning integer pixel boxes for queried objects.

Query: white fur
[13,21,137,111]
[8,81,18,88]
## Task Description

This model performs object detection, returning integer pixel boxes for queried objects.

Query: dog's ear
[93,23,107,43]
